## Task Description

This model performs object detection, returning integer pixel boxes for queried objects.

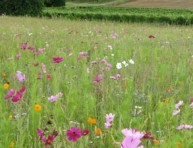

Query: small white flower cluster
[116,59,135,69]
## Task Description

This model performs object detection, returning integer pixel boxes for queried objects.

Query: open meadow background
[1,0,193,148]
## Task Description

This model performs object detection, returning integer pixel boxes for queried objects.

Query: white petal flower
[116,63,122,69]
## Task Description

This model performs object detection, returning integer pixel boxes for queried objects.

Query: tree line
[0,0,66,16]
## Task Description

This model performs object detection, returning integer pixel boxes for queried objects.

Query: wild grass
[1,16,193,148]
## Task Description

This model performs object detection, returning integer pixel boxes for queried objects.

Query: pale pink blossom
[175,100,183,109]
[48,92,63,102]
[172,109,181,116]
[177,124,193,130]
[41,63,46,73]
[16,71,25,82]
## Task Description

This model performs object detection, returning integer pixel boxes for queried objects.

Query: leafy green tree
[44,0,66,7]
[0,0,44,16]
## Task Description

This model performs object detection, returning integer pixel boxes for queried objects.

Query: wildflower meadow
[1,16,193,148]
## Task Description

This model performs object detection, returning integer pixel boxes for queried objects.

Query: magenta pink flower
[37,128,46,142]
[93,74,103,84]
[52,57,64,63]
[67,127,82,141]
[111,32,118,39]
[46,74,52,79]
[12,92,23,102]
[190,98,193,103]
[16,71,25,82]
[45,135,56,146]
[5,89,15,100]
[20,42,27,50]
[177,124,193,130]
[28,46,35,50]
[105,122,112,129]
[19,85,26,93]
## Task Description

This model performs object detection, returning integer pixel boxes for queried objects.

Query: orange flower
[87,117,96,124]
[164,87,173,92]
[154,139,159,145]
[34,104,42,112]
[95,128,102,135]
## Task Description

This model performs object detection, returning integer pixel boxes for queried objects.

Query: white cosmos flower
[116,63,122,69]
[129,59,134,64]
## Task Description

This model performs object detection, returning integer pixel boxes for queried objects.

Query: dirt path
[117,0,193,9]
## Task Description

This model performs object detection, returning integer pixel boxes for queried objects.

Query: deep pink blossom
[52,57,64,63]
[67,127,82,141]
[20,42,27,50]
[82,129,89,136]
[12,92,23,102]
[93,74,103,84]
[46,74,52,79]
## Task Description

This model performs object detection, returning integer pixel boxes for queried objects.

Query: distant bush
[0,0,44,16]
[44,0,66,7]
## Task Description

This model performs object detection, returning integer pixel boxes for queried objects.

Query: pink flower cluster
[105,113,115,129]
[5,86,26,102]
[37,128,58,146]
[77,51,89,60]
[100,59,112,71]
[121,128,144,148]
[67,127,89,142]
[110,74,121,80]
[93,74,103,84]
[48,92,63,102]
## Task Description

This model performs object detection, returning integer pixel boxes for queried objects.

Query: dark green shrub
[44,0,65,7]
[175,16,187,25]
[0,0,43,16]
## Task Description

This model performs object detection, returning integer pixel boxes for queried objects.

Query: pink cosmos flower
[12,91,23,102]
[93,74,103,84]
[48,92,63,102]
[175,100,183,109]
[177,124,193,130]
[38,48,45,54]
[67,127,82,141]
[105,63,112,71]
[45,135,56,146]
[105,113,115,123]
[16,71,25,82]
[20,42,27,50]
[4,89,15,100]
[46,74,52,79]
[41,63,46,73]
[79,52,88,57]
[101,59,107,64]
[19,85,26,93]
[190,98,193,103]
[111,32,118,39]
[105,122,112,129]
[121,129,144,148]
[172,109,181,116]
[16,53,21,59]
[37,128,46,142]
[52,57,64,63]
[68,53,73,57]
[28,46,35,50]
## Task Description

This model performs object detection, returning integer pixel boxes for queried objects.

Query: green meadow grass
[1,16,193,147]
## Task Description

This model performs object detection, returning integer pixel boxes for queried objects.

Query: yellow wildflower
[4,82,10,90]
[9,141,15,148]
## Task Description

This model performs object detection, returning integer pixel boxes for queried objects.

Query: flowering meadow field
[1,16,193,148]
